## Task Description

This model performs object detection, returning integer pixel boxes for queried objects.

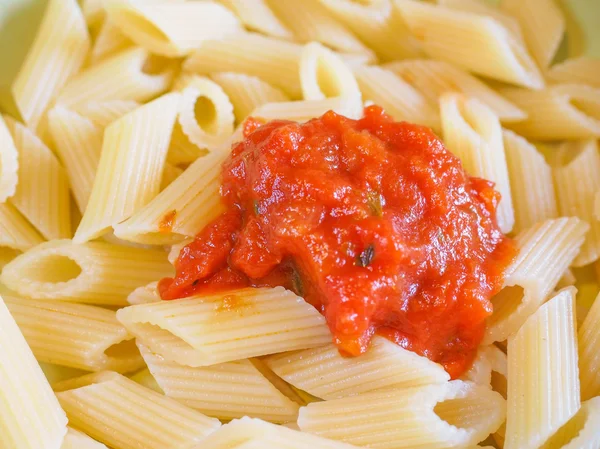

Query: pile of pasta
[0,0,599,448]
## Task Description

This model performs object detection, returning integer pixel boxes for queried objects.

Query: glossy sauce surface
[159,106,516,378]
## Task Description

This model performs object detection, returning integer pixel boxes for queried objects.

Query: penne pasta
[0,201,45,254]
[74,100,140,128]
[138,343,300,422]
[4,295,144,373]
[439,94,514,233]
[0,114,19,202]
[539,397,600,449]
[88,19,133,65]
[166,121,207,167]
[264,336,449,400]
[4,115,71,240]
[483,217,588,344]
[10,0,90,128]
[218,0,292,39]
[210,72,290,123]
[553,140,600,266]
[394,0,544,89]
[505,288,580,449]
[0,239,173,306]
[0,295,68,449]
[298,380,506,449]
[106,0,242,57]
[116,287,332,367]
[579,291,600,401]
[250,96,363,122]
[383,59,526,122]
[460,345,507,388]
[82,0,105,27]
[546,57,600,87]
[161,163,184,189]
[127,282,161,305]
[55,371,221,449]
[56,47,176,110]
[74,93,180,243]
[61,428,108,449]
[503,129,557,233]
[354,65,440,130]
[40,363,89,387]
[129,368,164,394]
[500,84,600,140]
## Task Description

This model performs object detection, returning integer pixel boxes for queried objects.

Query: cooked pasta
[546,57,600,87]
[0,295,68,449]
[579,291,600,401]
[55,371,221,449]
[539,397,600,449]
[250,96,363,122]
[61,428,108,449]
[74,93,180,243]
[0,239,173,306]
[116,287,332,367]
[218,0,292,39]
[88,19,133,64]
[0,114,19,202]
[74,100,140,128]
[129,368,163,394]
[0,202,44,255]
[127,282,161,305]
[105,0,242,57]
[505,288,580,449]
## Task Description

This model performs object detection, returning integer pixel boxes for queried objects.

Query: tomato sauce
[159,106,516,378]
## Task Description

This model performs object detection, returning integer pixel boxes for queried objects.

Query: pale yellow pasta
[354,65,440,130]
[82,0,104,26]
[56,47,176,110]
[298,380,506,449]
[553,140,600,266]
[10,0,90,127]
[218,0,292,39]
[4,115,71,240]
[61,428,108,449]
[540,397,600,449]
[4,295,143,373]
[89,19,133,64]
[546,57,600,87]
[250,96,363,122]
[579,291,600,401]
[0,295,68,449]
[129,368,164,394]
[383,59,526,122]
[299,42,361,101]
[500,0,565,68]
[106,0,242,57]
[197,416,362,448]
[319,0,421,61]
[74,93,180,243]
[168,239,193,265]
[503,129,557,233]
[460,345,506,387]
[184,33,303,97]
[56,371,221,449]
[116,287,332,367]
[166,121,207,167]
[161,163,183,189]
[394,0,544,89]
[483,217,588,344]
[0,114,19,202]
[138,344,300,422]
[267,0,374,58]
[210,72,290,122]
[0,202,45,255]
[505,288,580,449]
[39,363,89,387]
[264,336,449,400]
[74,100,140,128]
[113,145,229,245]
[501,85,600,140]
[0,239,173,306]
[439,94,514,233]
[127,281,161,305]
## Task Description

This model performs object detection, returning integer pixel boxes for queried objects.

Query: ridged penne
[82,0,104,27]
[210,72,290,122]
[484,217,588,344]
[0,114,19,202]
[501,85,600,140]
[439,94,514,233]
[106,0,241,57]
[320,0,421,61]
[61,428,108,449]
[267,0,374,57]
[0,202,45,253]
[166,121,206,167]
[127,281,161,305]
[56,48,176,109]
[198,416,362,448]
[298,380,506,448]
[354,65,440,130]
[113,148,227,244]
[553,140,600,266]
[505,288,580,449]
[4,115,71,240]
[0,295,68,449]
[116,287,332,367]
[138,344,300,422]
[74,93,180,243]
[546,57,600,87]
[250,96,363,122]
[579,291,600,401]
[503,129,557,233]
[460,345,507,387]
[4,295,143,373]
[129,368,163,393]
[383,59,526,122]
[540,397,600,449]
[74,100,140,128]
[55,371,221,449]
[89,19,132,64]
[0,239,173,306]
[184,33,303,98]
[395,0,543,89]
[10,0,89,127]
[218,0,292,39]
[500,0,565,68]
[265,337,449,400]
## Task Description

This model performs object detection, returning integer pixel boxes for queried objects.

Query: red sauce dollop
[159,106,516,378]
